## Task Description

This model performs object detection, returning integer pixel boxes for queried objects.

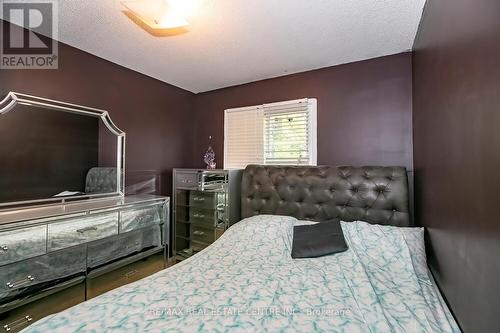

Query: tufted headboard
[85,167,117,194]
[241,165,410,227]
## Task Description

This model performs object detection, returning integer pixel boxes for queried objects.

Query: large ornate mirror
[0,92,125,207]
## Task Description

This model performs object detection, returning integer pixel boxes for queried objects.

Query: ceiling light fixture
[121,0,190,30]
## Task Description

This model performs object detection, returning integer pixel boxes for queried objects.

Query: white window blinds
[224,98,317,169]
[224,106,265,169]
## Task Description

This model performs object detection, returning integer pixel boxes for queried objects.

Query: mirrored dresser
[0,92,170,332]
[173,169,241,263]
[0,196,169,332]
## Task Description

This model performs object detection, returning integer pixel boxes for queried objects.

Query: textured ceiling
[56,0,425,93]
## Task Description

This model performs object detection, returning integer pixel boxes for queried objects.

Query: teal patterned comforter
[24,215,460,333]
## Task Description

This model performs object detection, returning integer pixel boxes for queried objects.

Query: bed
[23,165,460,333]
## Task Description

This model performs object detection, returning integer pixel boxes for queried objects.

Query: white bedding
[24,215,460,332]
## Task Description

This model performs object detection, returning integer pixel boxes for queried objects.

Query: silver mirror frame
[0,91,126,208]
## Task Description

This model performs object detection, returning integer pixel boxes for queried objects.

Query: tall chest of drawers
[173,169,242,262]
[0,195,169,332]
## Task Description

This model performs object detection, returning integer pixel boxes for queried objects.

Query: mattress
[24,215,460,332]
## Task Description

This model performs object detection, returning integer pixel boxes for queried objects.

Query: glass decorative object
[204,146,216,169]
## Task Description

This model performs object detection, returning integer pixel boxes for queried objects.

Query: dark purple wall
[413,0,500,332]
[191,53,413,172]
[0,22,195,196]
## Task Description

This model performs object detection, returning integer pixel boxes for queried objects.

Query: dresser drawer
[47,212,119,251]
[192,241,209,253]
[191,225,215,245]
[190,227,224,255]
[86,251,165,299]
[189,208,215,228]
[120,204,163,233]
[0,245,86,299]
[87,225,162,269]
[0,226,47,266]
[0,283,85,333]
[175,172,198,189]
[189,192,217,209]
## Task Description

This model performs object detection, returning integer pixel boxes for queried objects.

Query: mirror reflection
[0,97,123,204]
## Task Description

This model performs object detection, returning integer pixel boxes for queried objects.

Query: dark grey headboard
[85,167,117,194]
[241,165,410,226]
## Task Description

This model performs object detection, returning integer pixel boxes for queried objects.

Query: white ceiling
[55,0,426,93]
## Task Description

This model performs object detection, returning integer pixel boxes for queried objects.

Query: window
[224,98,317,169]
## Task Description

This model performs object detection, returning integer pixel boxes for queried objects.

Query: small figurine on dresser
[203,135,216,169]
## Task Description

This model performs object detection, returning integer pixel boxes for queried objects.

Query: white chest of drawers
[0,195,169,332]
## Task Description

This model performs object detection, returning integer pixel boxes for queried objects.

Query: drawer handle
[125,241,141,250]
[124,270,139,279]
[3,315,32,332]
[76,226,98,234]
[6,275,35,289]
[193,231,205,236]
[193,197,205,202]
[0,245,7,252]
[137,214,153,222]
[193,213,205,219]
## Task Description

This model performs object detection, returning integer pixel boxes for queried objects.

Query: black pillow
[291,220,348,259]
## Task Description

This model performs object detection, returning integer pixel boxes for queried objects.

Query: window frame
[223,98,317,169]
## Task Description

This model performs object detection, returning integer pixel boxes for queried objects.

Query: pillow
[291,220,348,258]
